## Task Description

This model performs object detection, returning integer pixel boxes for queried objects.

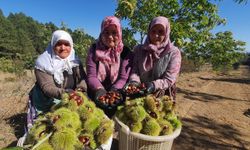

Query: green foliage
[0,9,94,72]
[71,29,95,65]
[116,0,137,18]
[0,57,26,76]
[21,53,37,69]
[204,31,245,71]
[8,13,42,54]
[122,27,138,50]
[1,0,247,73]
[115,0,247,72]
[0,57,15,72]
[0,11,18,54]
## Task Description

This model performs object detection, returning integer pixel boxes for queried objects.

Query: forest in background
[1,1,250,149]
[0,0,250,76]
[0,9,95,75]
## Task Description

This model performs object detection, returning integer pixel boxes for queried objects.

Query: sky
[0,0,249,52]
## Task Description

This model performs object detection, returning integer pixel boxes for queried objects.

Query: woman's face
[101,25,119,48]
[53,40,71,59]
[149,24,166,46]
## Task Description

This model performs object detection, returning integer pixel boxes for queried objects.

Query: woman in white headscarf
[30,30,87,113]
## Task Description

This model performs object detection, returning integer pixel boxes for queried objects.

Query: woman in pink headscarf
[129,16,181,100]
[86,16,133,117]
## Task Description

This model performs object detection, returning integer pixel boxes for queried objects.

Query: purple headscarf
[142,16,174,71]
[95,16,124,83]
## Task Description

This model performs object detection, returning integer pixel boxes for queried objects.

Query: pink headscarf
[142,16,174,71]
[95,16,124,83]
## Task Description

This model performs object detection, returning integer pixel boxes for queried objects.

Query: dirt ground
[0,66,250,149]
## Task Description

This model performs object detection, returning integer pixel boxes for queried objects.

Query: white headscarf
[35,30,80,85]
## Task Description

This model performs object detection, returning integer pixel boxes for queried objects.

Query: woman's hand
[94,88,107,101]
[144,82,155,94]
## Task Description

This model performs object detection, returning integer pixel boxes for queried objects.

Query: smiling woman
[128,16,181,100]
[86,16,134,118]
[53,40,71,59]
[101,25,119,48]
[30,30,87,113]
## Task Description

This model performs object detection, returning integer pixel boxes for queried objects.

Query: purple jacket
[86,44,133,92]
[130,45,181,90]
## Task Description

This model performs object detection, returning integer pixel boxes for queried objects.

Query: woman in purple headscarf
[86,16,133,117]
[129,16,181,100]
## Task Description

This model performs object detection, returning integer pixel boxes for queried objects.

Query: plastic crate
[115,116,181,150]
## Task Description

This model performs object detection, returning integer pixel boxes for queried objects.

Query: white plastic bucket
[115,116,181,150]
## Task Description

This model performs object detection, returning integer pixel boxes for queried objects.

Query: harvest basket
[17,112,113,150]
[17,133,113,150]
[17,91,114,150]
[114,116,181,150]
